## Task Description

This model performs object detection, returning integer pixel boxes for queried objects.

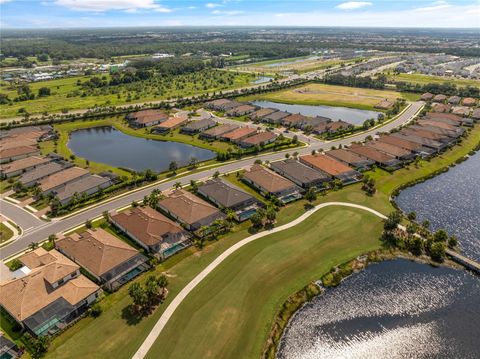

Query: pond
[396,151,480,261]
[251,76,273,84]
[68,126,216,173]
[264,56,319,68]
[278,259,480,359]
[250,100,381,125]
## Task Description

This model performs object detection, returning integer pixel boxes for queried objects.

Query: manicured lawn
[240,83,412,111]
[0,71,255,119]
[44,124,480,359]
[145,207,383,359]
[0,223,14,244]
[387,73,480,88]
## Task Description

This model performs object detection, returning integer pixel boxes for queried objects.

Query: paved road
[0,101,423,259]
[132,201,388,359]
[0,199,44,232]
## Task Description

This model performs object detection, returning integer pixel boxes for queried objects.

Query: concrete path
[132,201,387,359]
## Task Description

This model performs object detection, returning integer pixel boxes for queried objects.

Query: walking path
[132,201,387,359]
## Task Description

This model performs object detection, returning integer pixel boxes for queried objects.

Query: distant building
[180,118,216,134]
[0,146,40,164]
[126,110,169,128]
[152,117,188,134]
[420,92,434,101]
[299,154,360,184]
[270,159,331,189]
[239,132,277,148]
[0,156,50,178]
[200,124,238,139]
[326,149,374,171]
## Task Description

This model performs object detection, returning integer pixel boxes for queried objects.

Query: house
[412,124,462,139]
[180,118,216,134]
[239,131,277,148]
[1,125,55,142]
[110,206,191,260]
[348,144,403,170]
[126,109,169,128]
[299,154,361,184]
[374,100,394,110]
[471,108,480,121]
[432,94,447,103]
[270,159,331,189]
[200,124,238,139]
[326,149,374,171]
[462,97,476,107]
[432,103,451,113]
[249,108,277,121]
[377,135,434,157]
[281,114,308,128]
[262,111,290,124]
[401,128,453,144]
[52,174,112,205]
[0,248,101,337]
[366,140,416,161]
[326,120,353,133]
[451,106,470,117]
[447,95,461,105]
[425,112,472,126]
[0,146,40,164]
[242,165,303,204]
[299,116,331,131]
[0,156,50,178]
[221,127,257,143]
[420,92,434,101]
[197,179,262,221]
[0,137,38,150]
[157,189,225,231]
[391,133,447,152]
[152,117,188,134]
[226,104,257,117]
[19,161,71,187]
[38,167,90,195]
[204,99,242,111]
[56,229,149,291]
[0,334,20,358]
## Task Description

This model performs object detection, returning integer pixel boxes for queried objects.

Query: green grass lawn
[387,73,480,88]
[0,223,14,244]
[146,207,383,359]
[42,124,479,359]
[0,71,255,119]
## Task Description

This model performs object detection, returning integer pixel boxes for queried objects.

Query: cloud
[53,0,171,12]
[413,1,451,12]
[205,2,222,8]
[212,9,243,15]
[336,2,373,10]
[0,0,13,3]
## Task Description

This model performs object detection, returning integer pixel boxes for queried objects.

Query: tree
[128,282,147,311]
[190,180,198,192]
[433,229,448,242]
[29,242,38,251]
[102,210,109,222]
[85,219,92,229]
[157,274,168,297]
[38,87,51,97]
[407,211,417,221]
[213,171,220,179]
[47,234,57,246]
[265,206,277,225]
[421,219,430,230]
[145,275,160,304]
[430,242,446,262]
[384,211,401,231]
[173,182,182,190]
[188,157,198,169]
[169,161,178,174]
[448,235,458,248]
[304,187,317,204]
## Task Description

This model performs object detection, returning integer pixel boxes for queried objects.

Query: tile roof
[0,248,98,322]
[19,161,67,185]
[270,159,330,184]
[198,179,254,208]
[377,135,422,151]
[326,148,371,166]
[348,144,397,163]
[181,118,216,131]
[250,108,277,118]
[158,189,222,226]
[56,228,140,278]
[366,140,413,158]
[300,154,354,176]
[222,127,257,140]
[243,164,297,193]
[201,124,238,137]
[111,206,185,247]
[54,174,111,202]
[0,156,50,174]
[39,167,89,192]
[241,131,277,146]
[0,146,38,160]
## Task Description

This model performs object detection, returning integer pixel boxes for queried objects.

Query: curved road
[0,101,423,260]
[132,201,388,359]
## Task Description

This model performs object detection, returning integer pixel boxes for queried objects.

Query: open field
[39,124,480,359]
[233,56,353,74]
[145,207,383,359]
[0,70,255,119]
[386,72,480,88]
[240,83,416,111]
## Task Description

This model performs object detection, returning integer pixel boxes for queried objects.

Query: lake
[264,56,319,68]
[251,76,273,84]
[396,151,480,261]
[68,126,216,173]
[250,100,381,125]
[278,259,480,359]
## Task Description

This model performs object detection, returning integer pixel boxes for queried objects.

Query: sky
[0,0,479,28]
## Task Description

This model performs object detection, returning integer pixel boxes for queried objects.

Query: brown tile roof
[377,135,422,151]
[128,110,168,124]
[472,108,480,119]
[424,112,463,124]
[0,156,49,174]
[250,108,277,118]
[433,94,447,102]
[0,137,38,150]
[300,154,354,176]
[201,124,238,137]
[462,97,476,106]
[420,92,434,101]
[0,146,39,160]
[401,128,446,141]
[326,148,370,165]
[366,141,412,158]
[56,228,139,278]
[282,114,308,126]
[222,127,257,141]
[327,121,352,132]
[111,206,184,247]
[0,248,99,322]
[39,167,89,192]
[349,144,397,163]
[243,164,297,193]
[158,189,221,226]
[418,120,458,131]
[227,104,256,114]
[155,117,187,129]
[432,103,451,113]
[241,132,276,146]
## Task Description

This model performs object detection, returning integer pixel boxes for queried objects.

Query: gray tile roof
[197,179,254,208]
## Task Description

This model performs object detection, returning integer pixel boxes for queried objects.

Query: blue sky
[1,1,479,28]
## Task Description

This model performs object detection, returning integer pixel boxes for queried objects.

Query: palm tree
[169,161,178,174]
[188,157,198,169]
[157,274,169,297]
[213,171,220,179]
[305,187,317,204]
[173,182,182,190]
[29,242,38,251]
[128,283,147,311]
[47,234,57,246]
[190,180,198,192]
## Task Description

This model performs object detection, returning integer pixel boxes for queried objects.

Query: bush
[9,258,23,271]
[90,304,102,317]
